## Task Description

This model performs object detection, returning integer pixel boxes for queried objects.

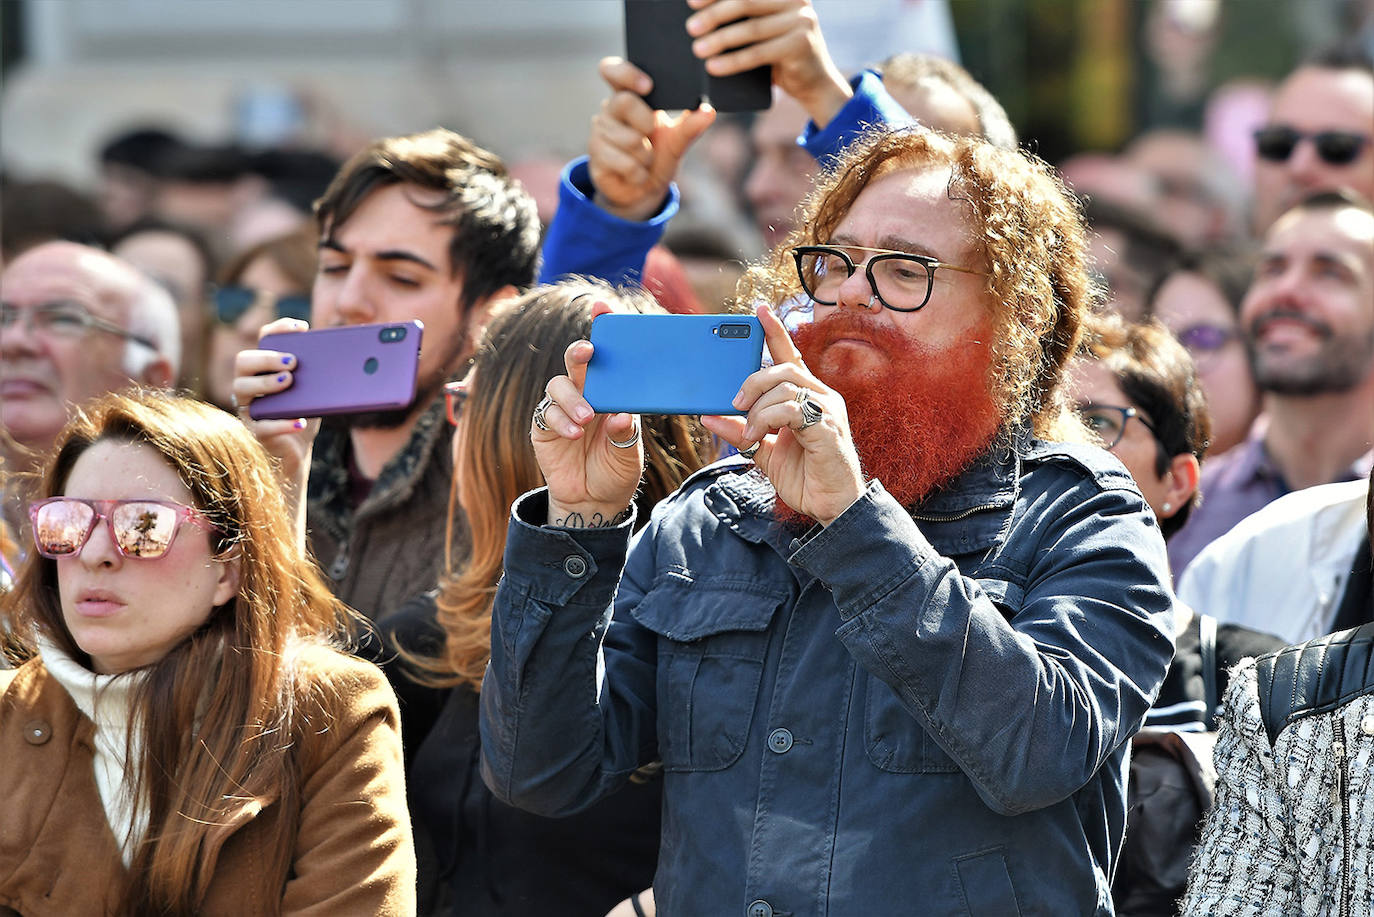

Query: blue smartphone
[583,314,764,415]
[249,321,424,420]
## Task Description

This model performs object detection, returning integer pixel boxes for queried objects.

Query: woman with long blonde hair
[377,279,717,916]
[0,390,414,915]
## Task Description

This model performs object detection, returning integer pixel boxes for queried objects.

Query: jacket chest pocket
[630,577,786,772]
[865,575,1024,775]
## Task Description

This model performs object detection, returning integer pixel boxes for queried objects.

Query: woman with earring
[1068,314,1284,729]
[0,390,415,915]
[1067,315,1283,916]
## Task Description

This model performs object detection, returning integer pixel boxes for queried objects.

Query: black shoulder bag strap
[1199,613,1219,729]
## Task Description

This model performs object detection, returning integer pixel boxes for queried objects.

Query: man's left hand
[701,305,866,526]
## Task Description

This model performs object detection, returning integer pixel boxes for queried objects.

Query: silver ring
[532,393,553,432]
[738,442,759,460]
[608,420,641,449]
[794,388,824,430]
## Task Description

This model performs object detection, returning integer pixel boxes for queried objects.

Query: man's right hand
[532,337,644,529]
[589,56,716,223]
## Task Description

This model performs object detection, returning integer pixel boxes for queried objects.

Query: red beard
[778,310,1004,526]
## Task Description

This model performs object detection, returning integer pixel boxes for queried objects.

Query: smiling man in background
[1169,191,1374,578]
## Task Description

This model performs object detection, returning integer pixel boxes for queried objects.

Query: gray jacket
[1184,625,1374,916]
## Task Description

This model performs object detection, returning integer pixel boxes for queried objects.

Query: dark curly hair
[314,128,541,313]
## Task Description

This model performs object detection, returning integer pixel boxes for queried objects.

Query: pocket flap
[974,576,1024,617]
[629,573,785,642]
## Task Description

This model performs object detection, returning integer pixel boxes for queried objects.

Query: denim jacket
[481,439,1175,916]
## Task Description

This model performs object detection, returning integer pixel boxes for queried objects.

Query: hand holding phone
[590,57,716,222]
[249,322,424,421]
[678,0,853,128]
[624,0,771,112]
[582,314,764,415]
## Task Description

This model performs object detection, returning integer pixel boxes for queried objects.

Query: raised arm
[539,59,714,285]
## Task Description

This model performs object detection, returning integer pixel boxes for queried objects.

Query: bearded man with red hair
[479,126,1176,916]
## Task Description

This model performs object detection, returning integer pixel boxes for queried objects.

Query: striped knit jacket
[1182,626,1374,916]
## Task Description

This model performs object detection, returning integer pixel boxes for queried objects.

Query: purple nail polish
[277,373,287,382]
[294,419,306,430]
[282,356,292,365]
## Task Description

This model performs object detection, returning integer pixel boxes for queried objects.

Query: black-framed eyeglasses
[1175,323,1238,356]
[792,244,986,313]
[443,380,468,426]
[0,300,158,350]
[1077,403,1158,451]
[1254,126,1370,166]
[211,285,312,326]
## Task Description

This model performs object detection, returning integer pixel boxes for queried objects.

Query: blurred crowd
[1,0,1372,914]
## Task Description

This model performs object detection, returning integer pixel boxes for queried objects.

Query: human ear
[461,285,520,359]
[211,550,242,607]
[1158,453,1200,520]
[142,357,176,389]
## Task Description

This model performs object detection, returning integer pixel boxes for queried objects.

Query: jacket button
[767,727,794,754]
[23,720,50,745]
[747,900,773,917]
[1361,715,1374,737]
[563,555,588,578]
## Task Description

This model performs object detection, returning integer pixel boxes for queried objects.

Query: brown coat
[0,645,416,916]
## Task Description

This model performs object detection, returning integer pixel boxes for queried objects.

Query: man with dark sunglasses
[1,241,180,533]
[1252,41,1373,234]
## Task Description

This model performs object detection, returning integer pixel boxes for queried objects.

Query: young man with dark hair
[235,128,541,620]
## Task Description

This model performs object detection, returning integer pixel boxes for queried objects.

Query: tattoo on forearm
[552,507,632,529]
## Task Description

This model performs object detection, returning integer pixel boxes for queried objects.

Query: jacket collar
[705,426,1027,557]
[307,395,449,542]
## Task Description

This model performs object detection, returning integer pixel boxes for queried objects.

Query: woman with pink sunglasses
[0,390,415,916]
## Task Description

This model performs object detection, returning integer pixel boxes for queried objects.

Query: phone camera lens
[379,326,407,343]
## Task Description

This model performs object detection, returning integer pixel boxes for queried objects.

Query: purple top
[1168,427,1374,581]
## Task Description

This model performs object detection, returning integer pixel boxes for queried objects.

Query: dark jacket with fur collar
[307,397,467,621]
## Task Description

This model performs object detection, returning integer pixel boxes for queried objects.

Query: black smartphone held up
[249,321,424,420]
[624,0,771,113]
[582,314,764,415]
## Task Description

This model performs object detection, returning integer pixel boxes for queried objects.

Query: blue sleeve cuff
[789,479,936,621]
[503,488,637,607]
[802,71,919,168]
[537,157,680,287]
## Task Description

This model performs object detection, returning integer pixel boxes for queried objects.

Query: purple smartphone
[249,322,424,420]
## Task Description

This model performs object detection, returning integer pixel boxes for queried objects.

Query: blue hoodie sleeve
[801,70,917,168]
[537,157,681,287]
